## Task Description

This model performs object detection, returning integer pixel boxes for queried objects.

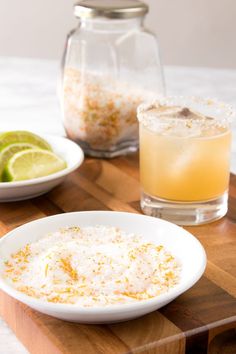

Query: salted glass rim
[137,96,236,135]
[137,96,236,121]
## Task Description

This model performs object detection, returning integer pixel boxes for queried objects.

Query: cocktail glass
[137,96,234,225]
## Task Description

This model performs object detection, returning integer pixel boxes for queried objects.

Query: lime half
[0,131,52,151]
[0,143,37,181]
[2,149,67,182]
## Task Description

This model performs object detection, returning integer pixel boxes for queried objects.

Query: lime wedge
[0,143,37,181]
[2,149,67,182]
[0,131,52,151]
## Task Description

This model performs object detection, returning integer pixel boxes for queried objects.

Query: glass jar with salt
[61,0,164,157]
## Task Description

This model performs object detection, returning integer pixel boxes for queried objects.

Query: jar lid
[74,0,148,19]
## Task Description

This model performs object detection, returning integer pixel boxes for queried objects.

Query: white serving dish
[0,135,84,202]
[0,211,206,323]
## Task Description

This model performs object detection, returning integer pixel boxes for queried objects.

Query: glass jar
[61,0,164,158]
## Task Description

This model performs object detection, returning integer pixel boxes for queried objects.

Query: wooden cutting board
[0,153,236,354]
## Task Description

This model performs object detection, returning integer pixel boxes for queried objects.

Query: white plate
[0,135,84,201]
[0,211,206,323]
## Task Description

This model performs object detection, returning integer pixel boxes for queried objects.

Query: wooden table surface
[0,153,236,354]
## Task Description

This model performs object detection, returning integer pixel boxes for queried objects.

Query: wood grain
[0,153,235,354]
[110,312,185,354]
[205,261,236,298]
[208,329,236,354]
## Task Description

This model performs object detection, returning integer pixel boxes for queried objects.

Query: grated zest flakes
[3,226,181,307]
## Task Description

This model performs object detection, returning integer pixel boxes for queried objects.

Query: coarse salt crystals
[3,225,181,307]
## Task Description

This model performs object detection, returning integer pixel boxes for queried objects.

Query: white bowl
[0,135,84,202]
[0,211,206,323]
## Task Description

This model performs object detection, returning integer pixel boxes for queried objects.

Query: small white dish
[0,135,84,202]
[0,211,206,323]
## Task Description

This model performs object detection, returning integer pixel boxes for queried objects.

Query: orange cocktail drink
[137,97,233,225]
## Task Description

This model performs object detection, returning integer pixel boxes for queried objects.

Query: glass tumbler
[137,96,234,225]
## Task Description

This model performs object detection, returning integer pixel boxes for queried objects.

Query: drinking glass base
[141,191,228,226]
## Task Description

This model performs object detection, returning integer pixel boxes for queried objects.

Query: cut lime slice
[2,149,67,182]
[0,143,37,181]
[0,131,52,151]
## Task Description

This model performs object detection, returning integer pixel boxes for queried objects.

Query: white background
[0,0,235,68]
